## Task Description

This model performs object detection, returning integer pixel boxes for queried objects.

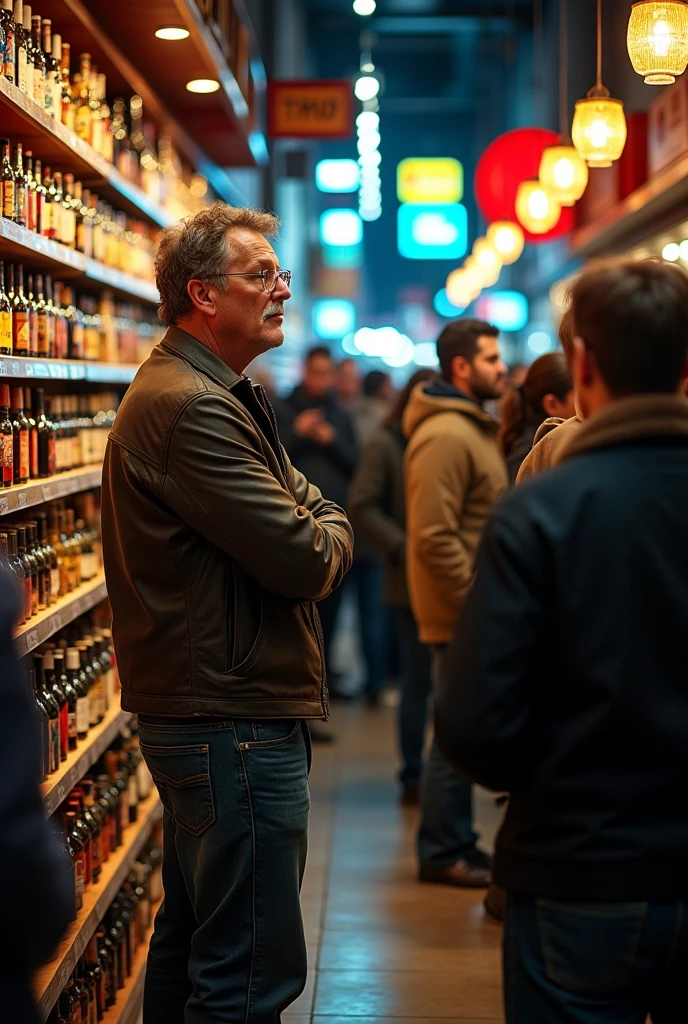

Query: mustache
[263,303,284,320]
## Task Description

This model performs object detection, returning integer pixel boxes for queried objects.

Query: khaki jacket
[516,415,584,483]
[403,383,508,644]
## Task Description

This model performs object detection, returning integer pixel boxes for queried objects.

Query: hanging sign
[268,80,353,139]
[397,158,464,203]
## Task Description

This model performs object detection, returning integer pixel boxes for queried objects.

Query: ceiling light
[539,143,589,206]
[155,26,190,41]
[354,75,380,101]
[487,221,525,265]
[186,78,220,94]
[353,0,376,14]
[627,1,688,85]
[663,242,681,261]
[515,180,562,234]
[572,0,627,167]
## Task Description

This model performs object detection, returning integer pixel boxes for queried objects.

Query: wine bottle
[1,0,15,85]
[10,384,29,482]
[0,138,15,222]
[44,647,68,761]
[26,272,38,357]
[35,274,50,357]
[13,0,27,94]
[66,646,88,742]
[35,650,60,772]
[74,52,91,141]
[0,261,12,356]
[0,383,13,487]
[31,13,44,107]
[12,264,29,355]
[42,19,59,117]
[13,140,27,227]
[59,40,74,129]
[21,2,33,100]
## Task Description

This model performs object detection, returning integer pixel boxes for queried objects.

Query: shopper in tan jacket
[405,319,508,888]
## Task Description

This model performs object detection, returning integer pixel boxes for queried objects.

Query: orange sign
[268,80,353,139]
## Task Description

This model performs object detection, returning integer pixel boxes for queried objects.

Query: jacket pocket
[536,898,648,998]
[139,742,215,837]
[226,568,265,673]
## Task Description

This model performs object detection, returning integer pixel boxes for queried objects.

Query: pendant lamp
[572,0,627,168]
[486,221,525,265]
[627,1,688,84]
[539,0,589,205]
[446,268,480,306]
[515,179,562,234]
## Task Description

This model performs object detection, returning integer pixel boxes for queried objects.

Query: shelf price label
[0,496,8,514]
[42,484,53,501]
[26,629,39,652]
[17,491,27,507]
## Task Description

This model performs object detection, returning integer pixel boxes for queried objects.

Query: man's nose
[274,276,292,301]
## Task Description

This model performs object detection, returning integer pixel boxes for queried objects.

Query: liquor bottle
[0,383,13,486]
[26,385,37,477]
[96,927,116,1009]
[55,648,78,754]
[43,398,56,477]
[86,934,105,1020]
[63,506,80,588]
[26,273,38,357]
[20,521,38,616]
[11,264,29,356]
[64,810,85,913]
[75,641,97,728]
[66,797,92,889]
[32,387,49,476]
[79,781,102,883]
[74,53,91,141]
[65,646,86,746]
[49,279,64,359]
[52,170,64,243]
[13,141,27,227]
[31,13,44,107]
[10,385,29,483]
[0,138,15,222]
[98,74,112,163]
[72,963,90,1024]
[32,156,44,232]
[0,262,12,356]
[13,0,27,94]
[1,0,15,85]
[84,635,104,719]
[34,274,48,358]
[13,525,31,622]
[57,976,80,1024]
[29,659,49,779]
[42,20,59,117]
[59,40,74,129]
[21,2,33,100]
[36,511,54,604]
[49,504,67,595]
[30,518,49,608]
[35,650,60,771]
[88,66,102,153]
[24,150,37,232]
[40,164,55,238]
[44,647,68,761]
[6,528,26,624]
[61,173,76,248]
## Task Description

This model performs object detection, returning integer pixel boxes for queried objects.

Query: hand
[293,408,324,439]
[312,422,336,446]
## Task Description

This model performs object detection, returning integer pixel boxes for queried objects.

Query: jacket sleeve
[163,392,354,602]
[349,434,405,560]
[434,504,547,793]
[0,573,74,972]
[405,428,475,607]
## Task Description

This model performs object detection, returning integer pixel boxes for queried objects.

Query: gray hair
[154,201,281,325]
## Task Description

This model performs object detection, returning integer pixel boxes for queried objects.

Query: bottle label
[4,31,15,82]
[40,201,53,237]
[19,430,29,480]
[50,566,60,599]
[0,310,12,353]
[37,312,49,355]
[71,323,84,359]
[74,852,85,908]
[17,47,27,93]
[76,694,89,734]
[49,717,60,773]
[15,183,27,225]
[0,435,12,485]
[68,708,77,740]
[30,427,38,478]
[33,69,44,107]
[14,311,29,354]
[2,180,15,219]
[29,311,38,354]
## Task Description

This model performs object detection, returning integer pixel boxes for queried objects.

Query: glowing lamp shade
[515,180,561,235]
[486,220,525,265]
[320,210,363,247]
[185,78,220,93]
[315,159,360,193]
[572,93,627,168]
[155,26,190,40]
[313,299,356,339]
[627,1,688,85]
[538,144,589,206]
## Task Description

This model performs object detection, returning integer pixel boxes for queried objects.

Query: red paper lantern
[475,127,574,243]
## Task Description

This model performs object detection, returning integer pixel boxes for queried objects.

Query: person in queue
[335,356,363,410]
[499,352,575,484]
[404,319,508,888]
[101,203,354,1024]
[436,257,688,1023]
[0,571,74,1023]
[349,368,436,802]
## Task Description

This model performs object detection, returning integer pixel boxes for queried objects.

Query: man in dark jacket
[102,203,353,1023]
[437,257,688,1023]
[0,571,74,1023]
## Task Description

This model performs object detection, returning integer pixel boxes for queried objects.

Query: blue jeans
[394,606,432,785]
[504,891,688,1023]
[417,646,478,866]
[138,716,311,1024]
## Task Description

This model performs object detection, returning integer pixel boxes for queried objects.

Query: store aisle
[288,704,505,1022]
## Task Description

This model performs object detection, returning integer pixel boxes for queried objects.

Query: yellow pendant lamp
[487,221,525,265]
[572,0,627,168]
[627,1,688,85]
[539,0,589,206]
[515,179,562,234]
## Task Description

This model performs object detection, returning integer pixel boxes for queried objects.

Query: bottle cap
[65,648,80,670]
[42,648,54,671]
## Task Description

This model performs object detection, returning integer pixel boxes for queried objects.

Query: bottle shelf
[42,701,132,818]
[0,218,159,304]
[0,354,139,383]
[35,790,162,1021]
[0,463,103,518]
[99,898,163,1024]
[0,75,177,230]
[14,571,107,659]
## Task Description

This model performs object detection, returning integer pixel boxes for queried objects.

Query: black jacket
[437,395,688,902]
[102,329,353,720]
[275,386,358,511]
[0,573,74,1022]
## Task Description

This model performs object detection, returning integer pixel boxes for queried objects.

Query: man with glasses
[101,202,354,1023]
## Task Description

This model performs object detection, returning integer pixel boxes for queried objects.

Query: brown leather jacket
[101,327,354,720]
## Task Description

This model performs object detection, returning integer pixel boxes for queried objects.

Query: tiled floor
[287,703,505,1022]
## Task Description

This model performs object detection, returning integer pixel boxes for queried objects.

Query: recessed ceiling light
[186,78,220,94]
[155,26,190,41]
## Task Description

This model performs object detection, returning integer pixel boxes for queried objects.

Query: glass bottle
[49,279,65,359]
[29,518,49,609]
[35,650,60,772]
[1,0,15,85]
[6,528,26,624]
[66,795,92,888]
[0,383,13,486]
[74,53,91,141]
[64,810,85,913]
[59,40,74,130]
[19,521,38,616]
[52,170,64,244]
[32,155,44,232]
[29,659,49,780]
[44,647,67,761]
[34,274,48,358]
[80,780,102,883]
[0,137,15,222]
[11,265,29,356]
[0,262,12,355]
[13,0,27,95]
[61,173,76,248]
[10,385,29,483]
[26,273,38,358]
[40,164,55,238]
[21,2,33,100]
[65,646,87,744]
[13,141,27,228]
[23,149,37,232]
[86,934,105,1021]
[36,510,54,605]
[30,13,43,107]
[42,19,59,117]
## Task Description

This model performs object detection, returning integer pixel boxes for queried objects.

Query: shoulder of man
[516,415,584,484]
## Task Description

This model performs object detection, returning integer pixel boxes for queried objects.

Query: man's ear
[572,335,594,392]
[451,354,469,383]
[187,278,217,317]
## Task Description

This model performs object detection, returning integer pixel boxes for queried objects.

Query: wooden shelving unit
[100,898,163,1024]
[0,464,103,517]
[14,571,107,658]
[35,791,162,1021]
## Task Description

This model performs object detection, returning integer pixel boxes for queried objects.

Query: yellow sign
[397,158,464,204]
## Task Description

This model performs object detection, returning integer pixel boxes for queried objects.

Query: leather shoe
[418,860,491,889]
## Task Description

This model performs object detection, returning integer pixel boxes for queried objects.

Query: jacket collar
[562,395,688,462]
[160,326,244,393]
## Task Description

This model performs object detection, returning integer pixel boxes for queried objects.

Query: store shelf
[35,791,162,1021]
[42,702,131,818]
[0,75,177,229]
[0,464,103,518]
[100,899,163,1024]
[14,572,107,659]
[0,354,140,383]
[0,219,159,305]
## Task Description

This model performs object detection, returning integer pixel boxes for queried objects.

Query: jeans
[137,716,311,1024]
[394,606,432,785]
[504,891,688,1024]
[417,646,478,867]
[352,559,388,696]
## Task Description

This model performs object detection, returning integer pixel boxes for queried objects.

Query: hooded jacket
[516,414,583,483]
[403,380,508,644]
[437,394,688,901]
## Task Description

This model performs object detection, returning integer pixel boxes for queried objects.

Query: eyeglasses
[210,269,292,292]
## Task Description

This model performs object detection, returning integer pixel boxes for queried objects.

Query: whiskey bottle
[26,273,39,357]
[13,0,27,94]
[30,13,44,107]
[12,264,30,355]
[0,261,12,355]
[10,384,29,482]
[0,138,15,221]
[1,0,15,84]
[21,2,33,100]
[42,20,60,117]
[0,383,13,486]
[74,52,91,141]
[13,141,27,227]
[59,40,74,129]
